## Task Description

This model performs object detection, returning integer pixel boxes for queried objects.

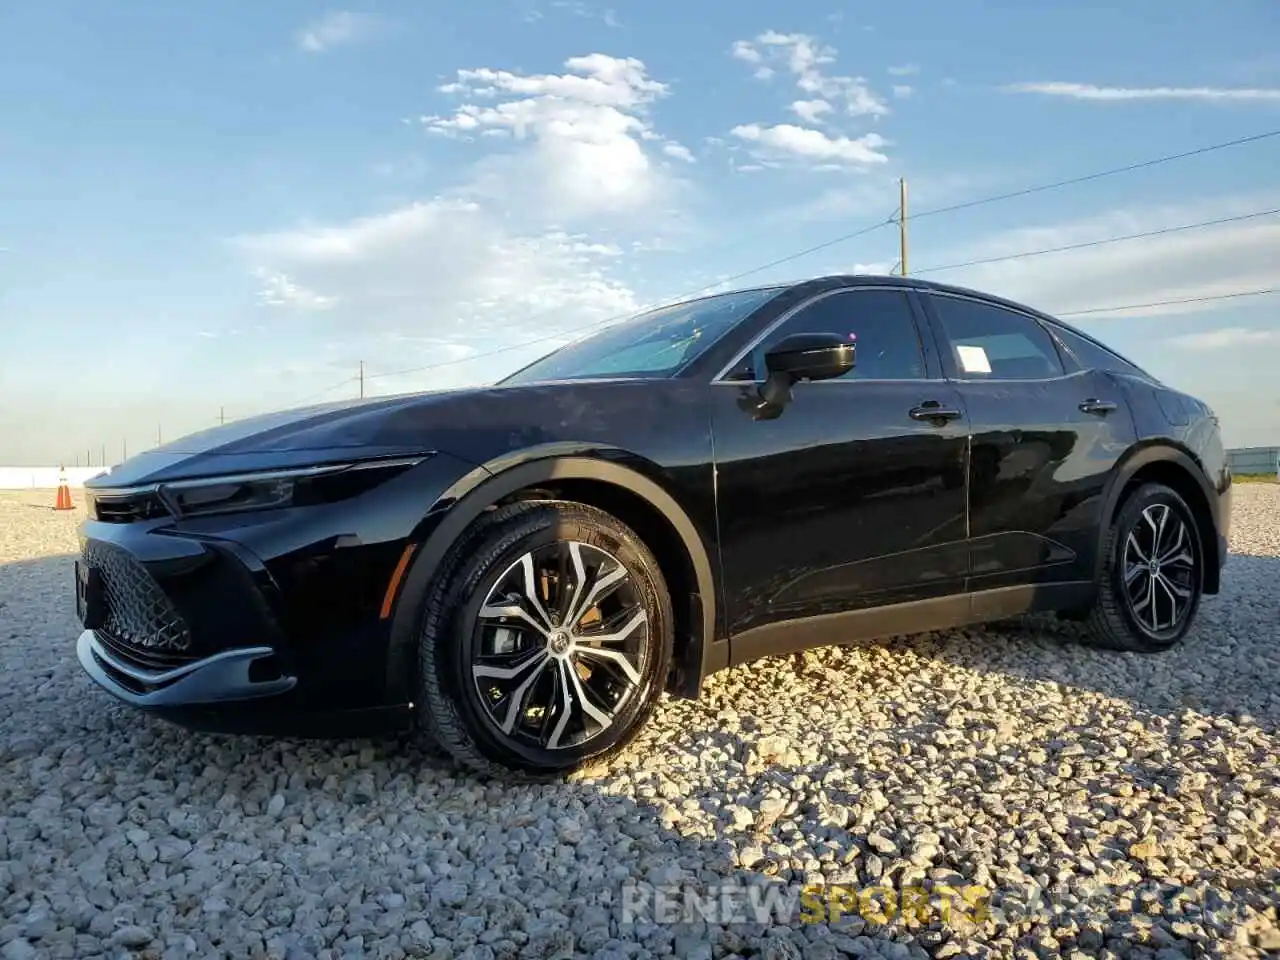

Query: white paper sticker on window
[956,344,991,374]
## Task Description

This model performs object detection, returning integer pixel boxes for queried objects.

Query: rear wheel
[416,500,673,778]
[1082,482,1203,652]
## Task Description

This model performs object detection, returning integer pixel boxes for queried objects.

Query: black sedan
[74,275,1232,777]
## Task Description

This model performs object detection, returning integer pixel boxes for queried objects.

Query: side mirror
[764,332,857,383]
[747,333,855,417]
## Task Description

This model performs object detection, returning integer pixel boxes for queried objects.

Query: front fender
[383,450,721,705]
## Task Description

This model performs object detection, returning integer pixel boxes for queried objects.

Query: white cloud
[420,54,681,219]
[892,85,912,99]
[772,169,1007,227]
[790,99,832,124]
[918,193,1280,319]
[1003,81,1280,102]
[1168,326,1280,349]
[888,64,919,77]
[727,30,891,173]
[731,40,762,64]
[234,199,643,387]
[371,155,431,181]
[730,39,774,79]
[731,123,889,167]
[731,30,889,118]
[252,268,338,311]
[228,49,706,395]
[545,0,620,25]
[295,11,380,53]
[661,141,696,163]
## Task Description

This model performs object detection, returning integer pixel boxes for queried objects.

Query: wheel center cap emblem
[548,630,572,655]
[1148,561,1160,575]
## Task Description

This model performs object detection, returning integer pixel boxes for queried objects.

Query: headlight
[157,456,428,518]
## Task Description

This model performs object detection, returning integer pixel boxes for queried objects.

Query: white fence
[0,467,110,490]
[1227,447,1280,478]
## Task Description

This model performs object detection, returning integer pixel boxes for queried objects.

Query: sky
[1,0,1279,465]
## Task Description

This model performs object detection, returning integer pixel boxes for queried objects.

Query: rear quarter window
[1048,323,1149,378]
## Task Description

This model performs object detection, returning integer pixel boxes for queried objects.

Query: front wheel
[416,500,674,778]
[1083,482,1204,652]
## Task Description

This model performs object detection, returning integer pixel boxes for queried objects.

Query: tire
[1081,482,1204,652]
[415,500,674,779]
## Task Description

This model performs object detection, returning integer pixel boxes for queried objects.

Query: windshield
[500,286,784,384]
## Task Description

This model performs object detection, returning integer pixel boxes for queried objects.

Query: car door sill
[727,582,1095,668]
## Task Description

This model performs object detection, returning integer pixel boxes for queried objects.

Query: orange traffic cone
[54,466,74,511]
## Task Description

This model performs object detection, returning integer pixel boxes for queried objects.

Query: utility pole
[100,443,106,467]
[75,452,80,467]
[219,406,225,425]
[86,448,91,467]
[122,439,127,462]
[359,361,365,399]
[156,424,162,447]
[897,177,909,276]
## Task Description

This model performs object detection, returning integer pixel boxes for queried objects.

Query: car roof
[627,274,1148,375]
[674,274,1061,322]
[789,273,1063,318]
[769,274,1150,375]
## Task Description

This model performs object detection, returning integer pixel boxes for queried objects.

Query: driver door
[709,285,971,662]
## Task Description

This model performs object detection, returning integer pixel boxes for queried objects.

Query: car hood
[90,388,478,488]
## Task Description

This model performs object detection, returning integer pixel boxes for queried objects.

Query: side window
[930,295,1065,380]
[745,289,926,381]
[1047,323,1147,377]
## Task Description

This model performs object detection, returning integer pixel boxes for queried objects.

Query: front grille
[96,629,193,672]
[82,540,194,658]
[88,490,171,523]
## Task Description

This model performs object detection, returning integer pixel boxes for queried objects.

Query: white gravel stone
[2,486,1279,958]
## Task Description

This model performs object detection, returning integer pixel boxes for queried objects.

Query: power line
[355,285,1277,397]
[914,207,1280,276]
[359,128,1280,386]
[907,128,1280,223]
[277,375,360,410]
[1058,287,1279,317]
[213,286,1274,423]
[363,214,900,385]
[359,278,1280,390]
[223,127,1280,407]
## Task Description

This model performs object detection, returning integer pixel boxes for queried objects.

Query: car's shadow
[926,552,1280,734]
[2,551,1277,958]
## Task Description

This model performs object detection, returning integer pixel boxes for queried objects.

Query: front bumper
[72,493,407,724]
[77,629,411,736]
[73,450,481,731]
[77,629,295,706]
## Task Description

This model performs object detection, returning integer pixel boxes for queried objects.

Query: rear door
[710,285,970,646]
[918,291,1138,597]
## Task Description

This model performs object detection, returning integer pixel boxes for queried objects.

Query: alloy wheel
[1121,502,1198,638]
[470,540,650,751]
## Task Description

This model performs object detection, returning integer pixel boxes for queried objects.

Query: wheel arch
[1100,442,1223,595]
[385,449,720,708]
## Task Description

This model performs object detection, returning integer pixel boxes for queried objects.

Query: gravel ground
[1,486,1278,960]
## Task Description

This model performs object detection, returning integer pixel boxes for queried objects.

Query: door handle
[1079,398,1118,415]
[909,401,962,424]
